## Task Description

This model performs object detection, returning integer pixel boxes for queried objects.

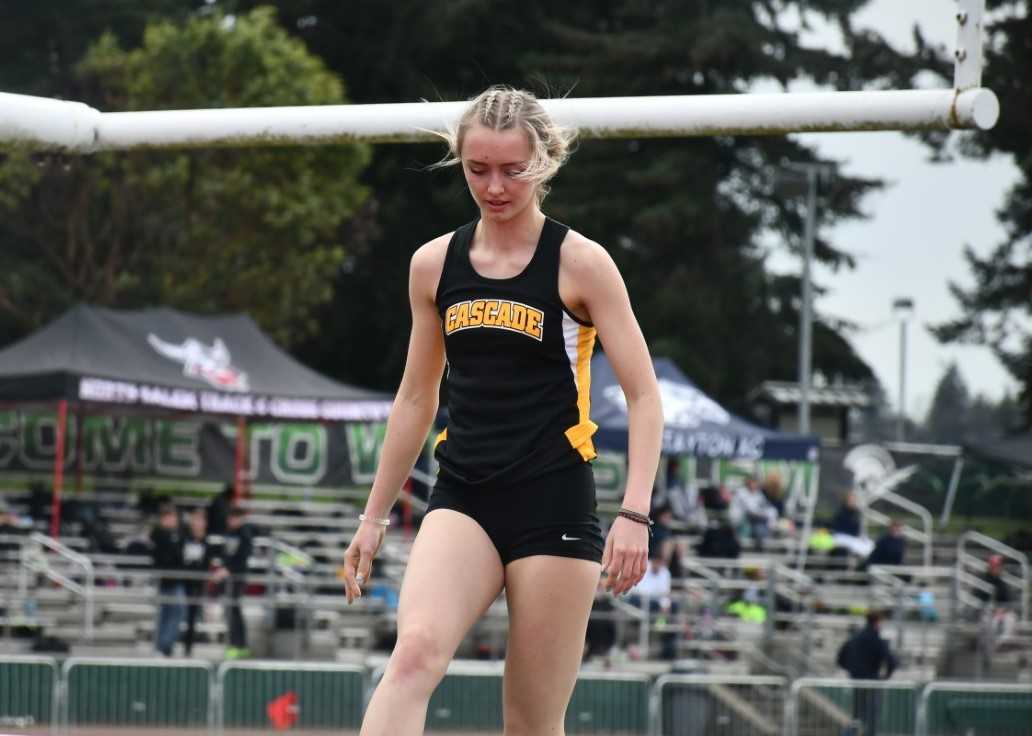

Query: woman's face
[460,123,538,222]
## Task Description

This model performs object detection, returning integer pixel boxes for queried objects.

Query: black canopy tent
[590,353,820,461]
[0,304,393,533]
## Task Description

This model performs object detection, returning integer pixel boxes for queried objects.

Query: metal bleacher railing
[2,654,1030,735]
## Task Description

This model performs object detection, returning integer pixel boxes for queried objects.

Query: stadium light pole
[782,162,833,435]
[892,297,915,441]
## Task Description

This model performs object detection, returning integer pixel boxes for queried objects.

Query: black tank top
[433,217,598,488]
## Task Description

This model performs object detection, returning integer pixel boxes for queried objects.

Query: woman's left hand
[600,515,649,595]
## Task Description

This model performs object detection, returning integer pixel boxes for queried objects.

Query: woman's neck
[478,205,545,251]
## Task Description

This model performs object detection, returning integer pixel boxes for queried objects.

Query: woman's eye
[469,167,485,175]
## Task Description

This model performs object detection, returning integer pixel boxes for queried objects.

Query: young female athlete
[341,85,663,736]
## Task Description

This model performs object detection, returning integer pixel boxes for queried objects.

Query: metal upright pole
[798,167,817,435]
[897,317,908,441]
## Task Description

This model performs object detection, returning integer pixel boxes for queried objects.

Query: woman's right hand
[341,520,386,604]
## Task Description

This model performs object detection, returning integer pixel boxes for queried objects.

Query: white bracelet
[359,513,391,527]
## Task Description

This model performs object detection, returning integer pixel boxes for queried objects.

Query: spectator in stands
[584,577,617,661]
[862,519,906,571]
[651,504,689,577]
[213,505,253,659]
[181,508,215,657]
[761,471,786,517]
[696,516,741,560]
[977,554,1011,607]
[628,550,677,660]
[151,502,186,657]
[977,554,1017,644]
[836,611,898,736]
[731,475,777,551]
[830,491,874,558]
[207,483,234,537]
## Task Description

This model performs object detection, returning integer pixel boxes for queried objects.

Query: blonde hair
[431,85,577,203]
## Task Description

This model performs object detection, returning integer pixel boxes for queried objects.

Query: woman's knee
[503,708,563,736]
[383,627,450,694]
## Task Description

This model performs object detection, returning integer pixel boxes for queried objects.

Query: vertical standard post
[897,318,908,441]
[798,167,817,435]
[954,0,986,89]
[49,400,68,538]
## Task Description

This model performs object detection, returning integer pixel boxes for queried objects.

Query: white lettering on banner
[321,401,394,421]
[79,377,139,403]
[269,398,320,419]
[77,376,393,421]
[200,392,254,415]
[140,385,198,411]
[664,429,765,460]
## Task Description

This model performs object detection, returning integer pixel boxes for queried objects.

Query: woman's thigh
[501,555,601,731]
[393,509,505,659]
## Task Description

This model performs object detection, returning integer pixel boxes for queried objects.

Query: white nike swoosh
[561,534,581,541]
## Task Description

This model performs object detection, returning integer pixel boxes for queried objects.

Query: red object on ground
[266,691,299,730]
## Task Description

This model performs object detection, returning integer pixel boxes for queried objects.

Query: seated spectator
[628,551,677,660]
[651,504,689,577]
[584,577,617,660]
[731,476,777,551]
[862,519,906,570]
[700,483,732,512]
[977,555,1018,647]
[761,472,786,517]
[917,583,938,622]
[830,490,873,558]
[696,517,741,560]
[977,554,1011,607]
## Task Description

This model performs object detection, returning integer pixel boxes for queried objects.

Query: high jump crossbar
[0,0,999,152]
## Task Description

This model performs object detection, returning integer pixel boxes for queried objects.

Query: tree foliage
[922,1,1032,427]
[0,7,370,345]
[220,0,890,406]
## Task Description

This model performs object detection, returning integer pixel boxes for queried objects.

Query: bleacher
[2,486,1030,690]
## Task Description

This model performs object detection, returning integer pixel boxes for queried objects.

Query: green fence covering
[219,663,364,730]
[924,690,1032,736]
[0,657,56,730]
[64,660,211,729]
[427,672,504,731]
[567,676,650,734]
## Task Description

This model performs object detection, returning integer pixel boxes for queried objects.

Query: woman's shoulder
[559,227,618,280]
[410,231,453,276]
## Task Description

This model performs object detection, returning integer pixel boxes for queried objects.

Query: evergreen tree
[924,362,971,443]
[225,0,889,403]
[0,8,370,345]
[923,1,1032,427]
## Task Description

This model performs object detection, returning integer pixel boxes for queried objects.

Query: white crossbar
[0,87,1000,153]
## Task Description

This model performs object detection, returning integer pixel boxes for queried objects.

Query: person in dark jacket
[181,508,216,657]
[862,520,906,571]
[213,505,253,658]
[830,491,862,538]
[206,483,234,537]
[151,502,185,656]
[837,612,898,736]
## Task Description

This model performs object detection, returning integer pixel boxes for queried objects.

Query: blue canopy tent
[590,354,820,461]
[590,353,821,569]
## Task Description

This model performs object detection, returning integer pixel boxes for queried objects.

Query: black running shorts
[427,461,605,565]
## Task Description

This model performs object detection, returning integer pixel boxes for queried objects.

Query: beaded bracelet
[359,513,391,527]
[617,507,654,535]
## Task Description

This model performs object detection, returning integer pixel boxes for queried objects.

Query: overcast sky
[764,0,1021,420]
